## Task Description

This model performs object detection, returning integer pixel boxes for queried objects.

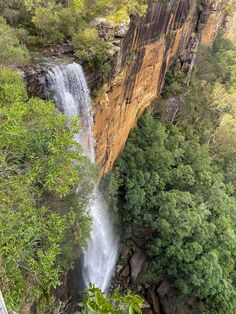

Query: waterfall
[0,290,8,314]
[46,62,118,292]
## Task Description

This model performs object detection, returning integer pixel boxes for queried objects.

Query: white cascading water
[46,62,118,292]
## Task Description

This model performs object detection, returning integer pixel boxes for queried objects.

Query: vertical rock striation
[200,0,225,44]
[94,0,225,173]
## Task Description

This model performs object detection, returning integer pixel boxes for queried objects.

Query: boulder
[130,247,145,281]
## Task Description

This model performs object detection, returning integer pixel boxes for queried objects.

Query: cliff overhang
[94,0,225,173]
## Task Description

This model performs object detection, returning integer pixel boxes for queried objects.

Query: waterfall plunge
[46,63,118,292]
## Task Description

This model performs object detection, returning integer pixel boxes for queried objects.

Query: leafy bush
[0,17,29,64]
[32,4,65,43]
[23,0,55,12]
[90,0,147,23]
[73,28,111,74]
[20,0,147,44]
[79,284,143,314]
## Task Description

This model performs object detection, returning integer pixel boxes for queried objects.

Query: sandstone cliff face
[94,0,225,173]
[200,0,225,44]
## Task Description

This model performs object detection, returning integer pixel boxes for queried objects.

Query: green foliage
[79,284,143,314]
[23,0,56,12]
[32,4,65,43]
[0,0,148,75]
[88,0,147,23]
[73,27,111,74]
[21,0,146,41]
[0,68,95,312]
[115,113,236,310]
[161,57,188,99]
[195,34,236,89]
[161,34,236,158]
[187,35,236,157]
[205,280,236,314]
[0,16,29,64]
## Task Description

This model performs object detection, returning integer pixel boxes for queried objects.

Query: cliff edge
[94,0,225,172]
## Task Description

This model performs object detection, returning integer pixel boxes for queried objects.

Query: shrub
[79,284,143,314]
[32,5,64,43]
[73,28,111,74]
[0,17,29,64]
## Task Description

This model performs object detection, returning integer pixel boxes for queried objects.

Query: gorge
[0,0,235,313]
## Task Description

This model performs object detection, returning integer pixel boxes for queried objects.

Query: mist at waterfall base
[46,63,118,292]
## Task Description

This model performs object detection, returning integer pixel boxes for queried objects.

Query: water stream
[45,62,118,292]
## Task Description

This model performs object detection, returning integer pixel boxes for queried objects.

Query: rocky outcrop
[200,0,225,44]
[130,246,146,281]
[94,0,225,173]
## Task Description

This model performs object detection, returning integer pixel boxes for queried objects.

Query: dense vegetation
[0,0,146,72]
[0,17,29,64]
[114,34,236,313]
[0,68,96,312]
[115,114,236,312]
[0,0,236,313]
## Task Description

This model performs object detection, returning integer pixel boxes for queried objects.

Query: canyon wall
[94,0,225,173]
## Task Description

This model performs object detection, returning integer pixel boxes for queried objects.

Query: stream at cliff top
[45,62,118,292]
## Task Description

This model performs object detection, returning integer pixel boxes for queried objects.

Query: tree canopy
[115,113,236,313]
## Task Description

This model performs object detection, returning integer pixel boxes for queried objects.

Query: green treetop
[115,113,236,313]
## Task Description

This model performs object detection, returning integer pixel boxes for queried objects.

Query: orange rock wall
[94,0,224,173]
[200,0,225,44]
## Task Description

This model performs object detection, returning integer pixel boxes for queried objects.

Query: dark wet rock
[143,299,153,314]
